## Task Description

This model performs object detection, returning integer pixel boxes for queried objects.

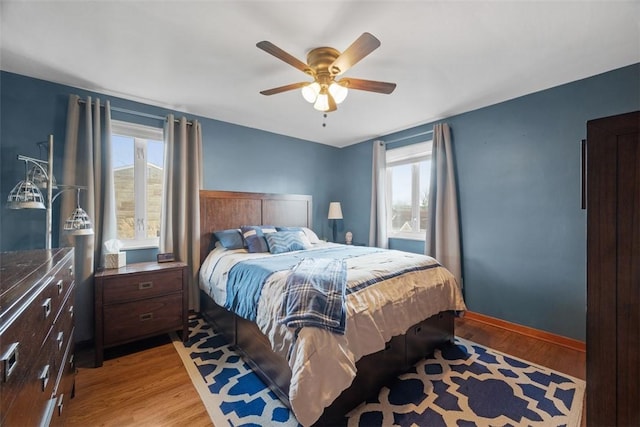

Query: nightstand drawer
[103,294,183,345]
[103,269,183,303]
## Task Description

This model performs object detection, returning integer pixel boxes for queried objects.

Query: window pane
[112,135,135,239]
[390,163,413,232]
[146,139,164,239]
[419,160,431,231]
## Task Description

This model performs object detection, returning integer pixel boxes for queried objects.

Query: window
[386,141,432,240]
[111,120,164,249]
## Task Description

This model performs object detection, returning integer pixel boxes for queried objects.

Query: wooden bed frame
[198,190,454,426]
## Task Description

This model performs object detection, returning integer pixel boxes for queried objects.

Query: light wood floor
[65,316,586,426]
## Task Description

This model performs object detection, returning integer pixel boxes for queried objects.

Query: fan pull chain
[322,113,327,127]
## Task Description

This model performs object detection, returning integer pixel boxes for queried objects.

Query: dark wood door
[587,111,639,427]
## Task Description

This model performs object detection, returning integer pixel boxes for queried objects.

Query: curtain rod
[77,98,193,126]
[384,129,433,144]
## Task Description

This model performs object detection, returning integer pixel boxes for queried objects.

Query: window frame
[386,140,433,241]
[111,120,165,250]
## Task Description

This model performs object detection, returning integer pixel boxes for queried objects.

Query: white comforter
[199,243,466,426]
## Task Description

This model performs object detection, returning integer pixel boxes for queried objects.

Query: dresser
[0,248,76,426]
[586,111,639,426]
[94,261,188,367]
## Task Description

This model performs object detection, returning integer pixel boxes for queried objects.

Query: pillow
[276,226,321,244]
[301,227,321,244]
[265,231,311,254]
[212,229,244,250]
[240,225,277,253]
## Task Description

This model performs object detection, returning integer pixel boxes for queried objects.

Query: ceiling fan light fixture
[328,82,348,104]
[301,82,320,103]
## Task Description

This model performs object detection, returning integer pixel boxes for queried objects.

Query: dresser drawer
[2,335,57,426]
[103,294,183,346]
[50,329,75,427]
[1,284,56,413]
[103,269,183,303]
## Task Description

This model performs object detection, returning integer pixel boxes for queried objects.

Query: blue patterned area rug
[171,315,584,427]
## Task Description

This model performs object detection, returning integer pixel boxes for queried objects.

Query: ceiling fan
[257,32,396,113]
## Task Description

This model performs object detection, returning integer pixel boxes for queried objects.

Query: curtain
[61,94,116,341]
[425,123,462,286]
[160,115,202,310]
[369,140,388,248]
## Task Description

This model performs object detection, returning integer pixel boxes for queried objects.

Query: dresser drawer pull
[57,393,65,416]
[138,281,153,290]
[43,298,52,318]
[69,305,74,318]
[40,364,50,391]
[57,331,64,351]
[139,312,154,321]
[1,342,19,382]
[57,279,64,294]
[69,354,75,370]
[69,265,74,276]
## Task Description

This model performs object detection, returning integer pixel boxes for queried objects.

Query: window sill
[388,233,425,242]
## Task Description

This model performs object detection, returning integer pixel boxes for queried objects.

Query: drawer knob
[1,342,19,382]
[39,364,50,391]
[57,394,65,416]
[43,298,52,319]
[57,279,64,294]
[69,305,74,318]
[139,312,154,321]
[139,281,153,290]
[57,331,64,351]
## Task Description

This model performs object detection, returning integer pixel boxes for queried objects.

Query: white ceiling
[1,1,638,148]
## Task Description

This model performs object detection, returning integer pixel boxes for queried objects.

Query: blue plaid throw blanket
[224,246,379,321]
[279,258,347,334]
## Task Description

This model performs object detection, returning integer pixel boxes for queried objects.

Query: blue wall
[0,71,341,342]
[2,64,639,343]
[338,63,640,341]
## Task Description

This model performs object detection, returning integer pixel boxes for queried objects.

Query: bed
[197,190,466,426]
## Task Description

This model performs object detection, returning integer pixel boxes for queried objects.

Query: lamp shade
[6,180,46,209]
[328,82,348,104]
[328,202,343,220]
[63,207,94,235]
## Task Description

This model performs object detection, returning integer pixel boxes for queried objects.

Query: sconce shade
[64,207,94,235]
[328,202,343,220]
[7,180,46,209]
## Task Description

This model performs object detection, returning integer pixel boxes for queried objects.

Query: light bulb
[301,82,320,103]
[329,82,348,104]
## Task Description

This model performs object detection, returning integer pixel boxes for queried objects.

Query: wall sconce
[327,201,343,243]
[6,134,93,249]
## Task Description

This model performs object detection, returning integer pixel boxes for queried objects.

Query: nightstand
[94,261,188,367]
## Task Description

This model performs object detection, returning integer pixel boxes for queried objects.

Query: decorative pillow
[301,227,321,244]
[212,229,244,250]
[265,231,311,254]
[240,225,277,253]
[276,226,321,244]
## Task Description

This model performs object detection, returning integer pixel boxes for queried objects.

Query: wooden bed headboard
[199,190,313,264]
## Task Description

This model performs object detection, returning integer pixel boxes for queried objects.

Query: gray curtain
[61,94,116,341]
[425,123,462,286]
[160,115,202,310]
[369,140,388,248]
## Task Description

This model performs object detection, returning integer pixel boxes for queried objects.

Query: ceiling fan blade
[330,32,381,76]
[260,82,308,96]
[257,41,312,75]
[339,78,396,94]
